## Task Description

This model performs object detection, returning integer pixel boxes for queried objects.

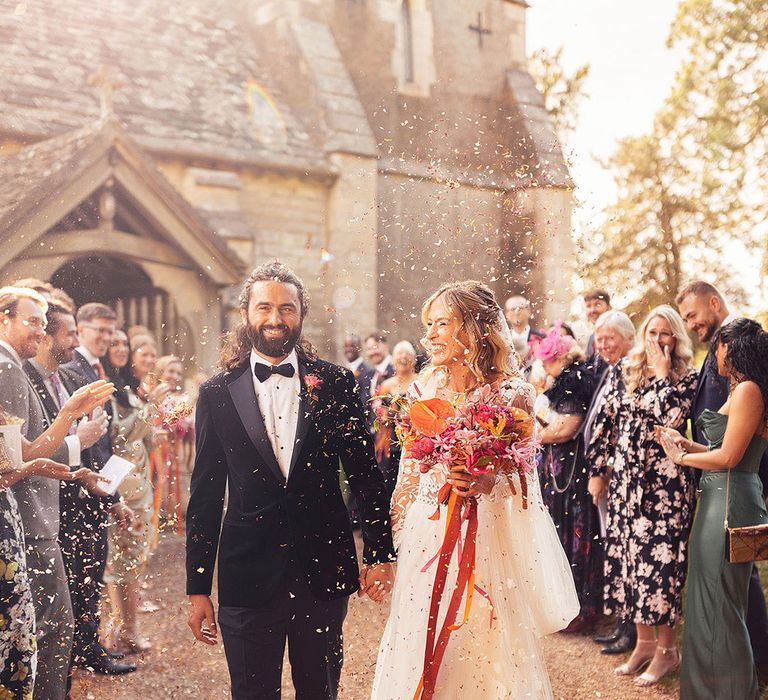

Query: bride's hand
[447,467,494,497]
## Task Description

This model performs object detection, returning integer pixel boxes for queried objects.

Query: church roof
[0,0,376,170]
[0,116,245,285]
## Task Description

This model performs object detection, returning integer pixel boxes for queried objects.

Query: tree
[528,47,590,138]
[578,0,767,311]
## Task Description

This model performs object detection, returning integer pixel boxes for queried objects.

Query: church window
[401,0,415,83]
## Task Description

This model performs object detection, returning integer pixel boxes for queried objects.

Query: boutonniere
[304,374,323,402]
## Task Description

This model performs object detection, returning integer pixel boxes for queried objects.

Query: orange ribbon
[414,491,479,700]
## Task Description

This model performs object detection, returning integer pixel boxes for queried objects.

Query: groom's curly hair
[219,261,317,371]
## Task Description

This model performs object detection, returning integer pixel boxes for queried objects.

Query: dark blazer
[62,349,113,469]
[185,354,396,608]
[23,361,110,510]
[359,361,394,432]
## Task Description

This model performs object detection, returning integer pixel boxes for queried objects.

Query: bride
[371,281,579,699]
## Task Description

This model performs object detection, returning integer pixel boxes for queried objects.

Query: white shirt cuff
[64,435,81,467]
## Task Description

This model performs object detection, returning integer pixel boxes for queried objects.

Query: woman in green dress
[659,318,768,700]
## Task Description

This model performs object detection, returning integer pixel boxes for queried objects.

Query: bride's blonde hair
[624,304,693,393]
[420,281,519,383]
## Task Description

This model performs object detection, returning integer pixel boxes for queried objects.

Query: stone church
[0,0,572,370]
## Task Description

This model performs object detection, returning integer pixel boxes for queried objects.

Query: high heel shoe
[634,645,680,686]
[614,639,657,676]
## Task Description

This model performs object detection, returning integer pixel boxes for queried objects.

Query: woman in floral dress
[586,305,697,688]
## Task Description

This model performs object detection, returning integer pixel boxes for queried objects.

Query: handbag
[724,464,768,563]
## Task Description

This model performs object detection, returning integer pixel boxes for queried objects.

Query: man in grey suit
[0,287,108,700]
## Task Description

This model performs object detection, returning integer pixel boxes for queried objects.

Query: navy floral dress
[587,362,698,627]
[0,488,35,699]
[540,362,602,618]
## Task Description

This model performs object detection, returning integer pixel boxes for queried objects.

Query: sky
[526,0,683,231]
[525,1,765,312]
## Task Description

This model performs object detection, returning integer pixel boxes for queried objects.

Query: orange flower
[507,407,534,442]
[409,398,455,437]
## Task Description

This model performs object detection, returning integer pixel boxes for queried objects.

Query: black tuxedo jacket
[61,350,113,469]
[185,355,396,608]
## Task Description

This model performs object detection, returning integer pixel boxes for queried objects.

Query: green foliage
[529,47,590,138]
[580,0,767,308]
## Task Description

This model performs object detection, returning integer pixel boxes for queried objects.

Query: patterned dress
[0,488,35,699]
[540,362,602,618]
[587,363,698,627]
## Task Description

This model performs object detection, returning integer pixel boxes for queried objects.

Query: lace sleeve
[499,377,536,415]
[390,451,419,552]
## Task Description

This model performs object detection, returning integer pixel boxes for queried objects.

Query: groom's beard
[247,322,302,358]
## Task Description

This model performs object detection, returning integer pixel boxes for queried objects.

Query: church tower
[328,0,574,337]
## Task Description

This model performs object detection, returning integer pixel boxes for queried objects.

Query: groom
[186,261,396,699]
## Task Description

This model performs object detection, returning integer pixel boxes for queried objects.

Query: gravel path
[72,534,678,699]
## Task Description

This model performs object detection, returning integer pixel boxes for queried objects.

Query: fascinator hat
[534,321,573,362]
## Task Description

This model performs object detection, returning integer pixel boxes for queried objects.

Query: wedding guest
[660,318,768,699]
[130,334,159,395]
[374,341,419,496]
[587,305,697,687]
[0,439,90,700]
[535,323,600,633]
[62,302,136,675]
[101,329,161,655]
[362,332,394,412]
[504,294,544,362]
[343,333,367,377]
[583,289,612,360]
[23,301,136,680]
[676,281,768,670]
[0,288,117,699]
[583,311,637,654]
[153,354,192,530]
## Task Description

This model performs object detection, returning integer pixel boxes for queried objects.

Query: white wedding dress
[371,373,579,700]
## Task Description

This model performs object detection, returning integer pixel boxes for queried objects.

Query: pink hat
[534,322,574,362]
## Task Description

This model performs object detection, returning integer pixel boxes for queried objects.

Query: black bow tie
[253,362,295,382]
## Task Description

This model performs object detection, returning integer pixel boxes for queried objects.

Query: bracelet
[679,449,688,465]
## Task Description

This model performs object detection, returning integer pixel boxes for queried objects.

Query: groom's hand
[188,594,218,645]
[358,563,394,603]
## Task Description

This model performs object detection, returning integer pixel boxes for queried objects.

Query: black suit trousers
[59,492,109,663]
[218,557,348,700]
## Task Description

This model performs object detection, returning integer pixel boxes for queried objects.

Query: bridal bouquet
[396,385,538,700]
[398,383,537,507]
[152,393,194,432]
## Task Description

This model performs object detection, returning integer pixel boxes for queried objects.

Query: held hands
[447,466,495,498]
[646,338,672,380]
[62,380,115,421]
[188,595,218,645]
[358,563,395,603]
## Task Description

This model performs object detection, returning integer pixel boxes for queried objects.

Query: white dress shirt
[370,355,393,396]
[509,325,531,350]
[346,356,364,374]
[250,349,301,479]
[75,345,100,369]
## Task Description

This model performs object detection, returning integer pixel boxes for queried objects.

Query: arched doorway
[51,255,183,357]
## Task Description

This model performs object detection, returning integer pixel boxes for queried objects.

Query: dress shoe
[601,633,636,655]
[593,626,621,645]
[85,656,137,675]
[109,649,126,660]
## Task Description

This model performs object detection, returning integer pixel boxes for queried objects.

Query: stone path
[72,534,678,699]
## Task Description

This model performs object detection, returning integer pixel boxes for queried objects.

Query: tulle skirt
[371,472,579,699]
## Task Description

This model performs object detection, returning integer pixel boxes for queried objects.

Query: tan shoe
[614,639,657,676]
[634,645,680,686]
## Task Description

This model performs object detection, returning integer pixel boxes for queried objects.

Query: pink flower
[410,436,436,460]
[466,446,496,475]
[304,374,323,390]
